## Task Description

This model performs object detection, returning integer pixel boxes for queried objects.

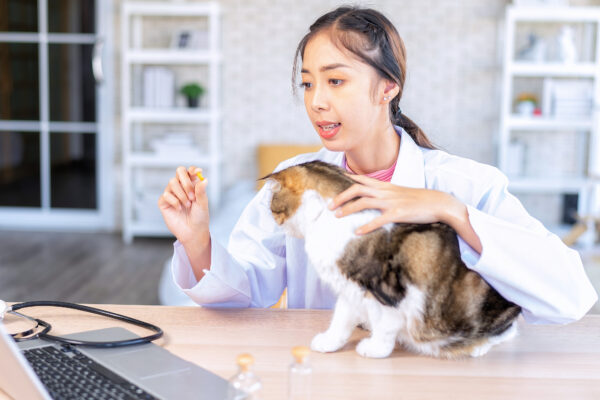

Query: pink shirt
[343,156,397,182]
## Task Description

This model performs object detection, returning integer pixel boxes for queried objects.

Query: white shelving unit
[121,2,221,242]
[499,5,600,244]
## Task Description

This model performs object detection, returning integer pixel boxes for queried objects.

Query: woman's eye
[329,79,343,86]
[300,82,312,89]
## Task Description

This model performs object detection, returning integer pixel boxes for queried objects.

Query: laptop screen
[0,322,51,400]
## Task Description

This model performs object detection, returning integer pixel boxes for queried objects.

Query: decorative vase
[186,96,199,108]
[516,100,536,116]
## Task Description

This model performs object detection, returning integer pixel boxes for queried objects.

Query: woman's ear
[381,81,400,103]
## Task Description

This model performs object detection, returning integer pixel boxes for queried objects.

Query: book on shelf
[150,132,201,159]
[143,67,175,108]
[542,78,593,119]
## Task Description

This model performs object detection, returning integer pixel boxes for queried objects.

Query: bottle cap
[236,353,254,372]
[291,346,310,363]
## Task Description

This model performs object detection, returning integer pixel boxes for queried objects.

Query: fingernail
[188,192,194,201]
[187,201,191,208]
[355,228,363,235]
[335,209,342,217]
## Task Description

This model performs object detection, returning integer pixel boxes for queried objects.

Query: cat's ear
[257,172,274,181]
[258,172,282,192]
[269,180,282,192]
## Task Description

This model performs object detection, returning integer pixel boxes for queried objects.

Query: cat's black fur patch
[338,221,521,341]
[268,160,523,356]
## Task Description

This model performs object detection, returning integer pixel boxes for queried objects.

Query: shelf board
[508,6,600,22]
[128,152,215,166]
[507,177,592,193]
[507,116,593,130]
[127,107,216,122]
[123,2,219,16]
[129,221,173,237]
[509,62,597,77]
[126,49,221,64]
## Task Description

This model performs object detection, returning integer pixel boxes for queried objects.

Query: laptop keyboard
[23,344,159,400]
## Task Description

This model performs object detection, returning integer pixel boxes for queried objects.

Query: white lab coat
[171,127,598,324]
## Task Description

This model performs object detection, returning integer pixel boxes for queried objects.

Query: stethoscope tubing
[8,300,163,348]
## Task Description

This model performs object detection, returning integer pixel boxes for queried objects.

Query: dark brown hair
[292,6,435,149]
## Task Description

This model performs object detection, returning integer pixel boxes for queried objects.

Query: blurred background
[0,0,599,312]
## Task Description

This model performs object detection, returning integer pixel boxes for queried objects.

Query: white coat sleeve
[170,184,287,308]
[457,172,598,324]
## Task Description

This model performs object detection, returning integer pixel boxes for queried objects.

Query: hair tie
[395,107,402,119]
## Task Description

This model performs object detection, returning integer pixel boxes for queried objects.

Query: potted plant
[514,92,539,117]
[180,82,205,108]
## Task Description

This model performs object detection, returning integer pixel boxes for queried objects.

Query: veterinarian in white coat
[159,6,597,325]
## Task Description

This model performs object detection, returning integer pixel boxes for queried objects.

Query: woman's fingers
[161,166,204,210]
[330,174,391,210]
[346,173,382,187]
[329,183,375,210]
[335,196,380,217]
[194,177,208,202]
[356,214,391,235]
[176,166,195,200]
[159,191,183,212]
[188,166,203,183]
[168,176,191,207]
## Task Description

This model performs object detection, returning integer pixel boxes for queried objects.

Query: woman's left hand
[329,174,460,235]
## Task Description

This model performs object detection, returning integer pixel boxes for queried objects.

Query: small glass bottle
[228,353,262,400]
[288,346,312,400]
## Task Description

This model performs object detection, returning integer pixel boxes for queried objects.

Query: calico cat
[264,160,521,359]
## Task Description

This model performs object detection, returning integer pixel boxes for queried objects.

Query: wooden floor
[1,230,599,312]
[0,230,174,304]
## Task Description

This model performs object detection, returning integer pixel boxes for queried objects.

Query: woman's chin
[320,139,346,152]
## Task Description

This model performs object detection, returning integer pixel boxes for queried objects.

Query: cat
[264,160,521,359]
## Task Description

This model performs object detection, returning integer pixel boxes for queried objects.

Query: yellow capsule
[196,171,204,181]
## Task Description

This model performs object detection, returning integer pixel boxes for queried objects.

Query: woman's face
[301,31,389,152]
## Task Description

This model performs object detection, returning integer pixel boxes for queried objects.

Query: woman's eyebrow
[301,63,351,73]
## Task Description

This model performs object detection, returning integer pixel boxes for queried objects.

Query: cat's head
[262,161,355,227]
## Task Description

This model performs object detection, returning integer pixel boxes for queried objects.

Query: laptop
[0,321,238,400]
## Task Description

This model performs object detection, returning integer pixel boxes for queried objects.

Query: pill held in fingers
[196,171,205,181]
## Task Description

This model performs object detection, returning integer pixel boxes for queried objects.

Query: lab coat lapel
[391,128,425,189]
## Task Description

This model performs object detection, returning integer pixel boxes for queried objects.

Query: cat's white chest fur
[284,190,382,294]
[279,189,516,359]
[283,190,424,358]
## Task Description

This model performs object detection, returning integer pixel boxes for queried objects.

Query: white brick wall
[220,0,509,182]
[113,0,600,227]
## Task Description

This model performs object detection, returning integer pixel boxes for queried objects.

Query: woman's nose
[310,86,329,112]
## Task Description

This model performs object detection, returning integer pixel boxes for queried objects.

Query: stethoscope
[0,300,163,348]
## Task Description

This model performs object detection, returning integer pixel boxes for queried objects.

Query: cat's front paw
[310,332,347,353]
[356,337,394,358]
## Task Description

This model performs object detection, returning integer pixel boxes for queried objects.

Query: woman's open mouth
[317,122,341,139]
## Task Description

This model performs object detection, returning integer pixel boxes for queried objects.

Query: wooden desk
[2,305,599,399]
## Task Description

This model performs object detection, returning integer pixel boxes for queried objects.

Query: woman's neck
[344,124,400,175]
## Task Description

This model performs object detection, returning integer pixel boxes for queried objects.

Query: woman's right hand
[158,166,210,245]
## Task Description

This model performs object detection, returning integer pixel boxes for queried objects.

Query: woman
[158,6,597,323]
